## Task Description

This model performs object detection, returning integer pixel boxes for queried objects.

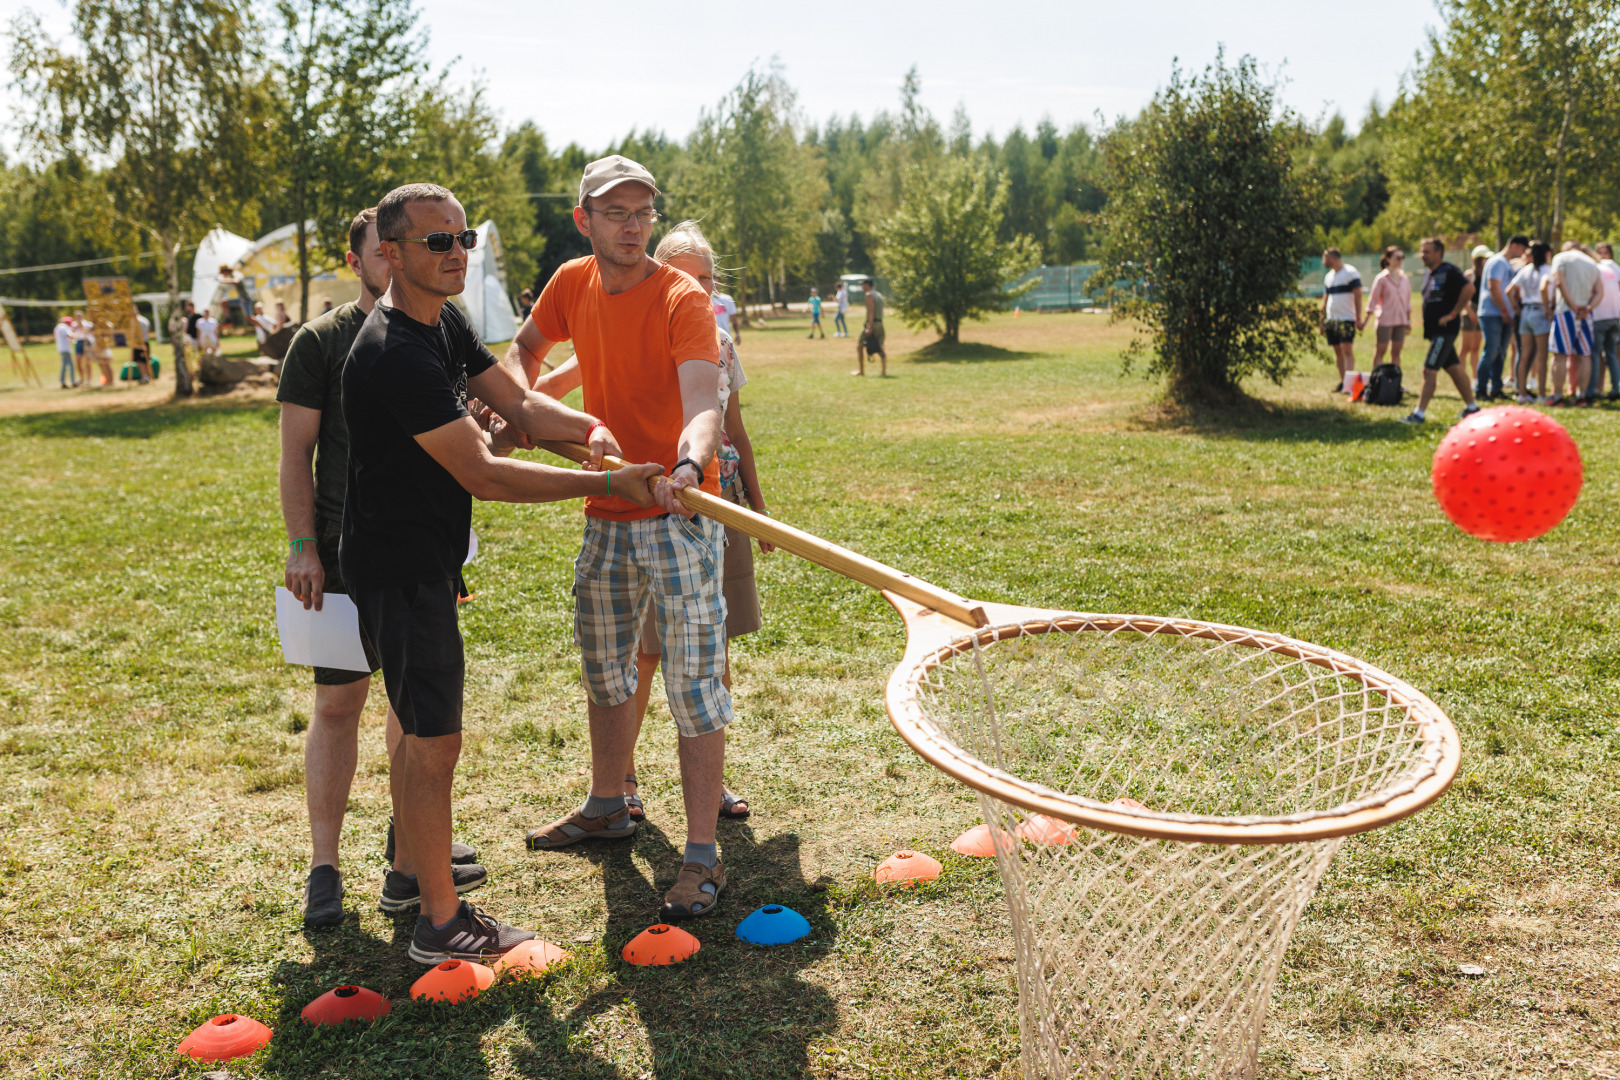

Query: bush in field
[1098,53,1321,405]
[874,156,1039,344]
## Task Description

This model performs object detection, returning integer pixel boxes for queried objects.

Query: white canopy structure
[189,219,517,343]
[190,227,255,318]
[452,220,518,343]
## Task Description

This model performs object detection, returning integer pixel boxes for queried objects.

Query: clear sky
[1,0,1439,158]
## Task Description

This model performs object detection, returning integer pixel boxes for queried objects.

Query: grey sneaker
[408,901,535,965]
[1399,411,1425,424]
[303,864,345,928]
[378,863,489,913]
[385,817,479,865]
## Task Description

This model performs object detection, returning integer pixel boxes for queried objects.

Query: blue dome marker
[736,904,811,946]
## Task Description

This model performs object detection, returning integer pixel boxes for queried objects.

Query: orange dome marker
[301,985,391,1026]
[410,958,495,1003]
[950,823,1013,858]
[622,924,701,966]
[176,1014,272,1062]
[493,939,572,979]
[1015,814,1078,846]
[1112,796,1147,810]
[875,850,943,886]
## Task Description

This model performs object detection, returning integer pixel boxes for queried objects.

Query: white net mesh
[897,614,1452,1080]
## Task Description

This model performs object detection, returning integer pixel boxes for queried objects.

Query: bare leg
[587,697,639,800]
[391,731,463,923]
[676,726,725,848]
[1370,340,1389,368]
[624,651,660,797]
[1552,353,1568,398]
[1573,355,1590,397]
[306,678,368,869]
[879,348,888,377]
[1416,369,1440,412]
[1535,335,1550,396]
[852,336,865,376]
[1446,364,1477,405]
[1390,338,1405,368]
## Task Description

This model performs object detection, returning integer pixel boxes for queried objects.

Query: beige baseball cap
[578,155,659,206]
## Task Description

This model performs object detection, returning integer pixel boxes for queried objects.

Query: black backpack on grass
[1363,363,1403,406]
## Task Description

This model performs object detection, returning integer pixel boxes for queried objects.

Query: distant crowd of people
[1321,235,1619,423]
[52,308,152,388]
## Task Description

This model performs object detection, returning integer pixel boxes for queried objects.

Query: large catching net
[888,613,1458,1080]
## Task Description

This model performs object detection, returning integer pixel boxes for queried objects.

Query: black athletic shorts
[1424,335,1461,372]
[313,534,382,686]
[352,577,464,738]
[1324,319,1356,346]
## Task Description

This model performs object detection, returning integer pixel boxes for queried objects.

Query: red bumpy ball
[1432,406,1583,542]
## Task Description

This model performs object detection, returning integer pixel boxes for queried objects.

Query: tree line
[5,0,1620,343]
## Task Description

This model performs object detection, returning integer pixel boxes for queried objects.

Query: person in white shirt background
[53,315,79,388]
[1544,240,1603,406]
[196,311,221,361]
[1587,242,1620,401]
[711,288,740,343]
[1320,247,1363,390]
[251,302,278,351]
[833,281,850,337]
[1509,241,1553,403]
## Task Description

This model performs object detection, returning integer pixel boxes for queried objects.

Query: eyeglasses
[387,229,479,253]
[586,207,660,225]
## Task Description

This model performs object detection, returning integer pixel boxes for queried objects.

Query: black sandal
[625,774,645,823]
[719,791,751,821]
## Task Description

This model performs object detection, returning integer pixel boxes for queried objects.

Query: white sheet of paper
[275,587,370,670]
[464,527,478,565]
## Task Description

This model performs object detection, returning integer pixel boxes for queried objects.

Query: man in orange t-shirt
[505,155,733,922]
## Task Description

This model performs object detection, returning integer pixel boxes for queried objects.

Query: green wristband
[289,537,317,553]
[605,469,611,495]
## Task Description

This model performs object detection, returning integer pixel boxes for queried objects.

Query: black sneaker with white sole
[408,901,536,965]
[378,863,489,913]
[303,864,345,928]
[385,817,479,866]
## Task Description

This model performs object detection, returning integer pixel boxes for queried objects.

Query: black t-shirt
[274,301,370,537]
[340,301,496,587]
[1422,261,1466,340]
[185,311,202,339]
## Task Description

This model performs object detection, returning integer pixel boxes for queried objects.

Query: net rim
[885,608,1462,846]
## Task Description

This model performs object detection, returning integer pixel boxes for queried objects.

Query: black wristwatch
[672,457,704,480]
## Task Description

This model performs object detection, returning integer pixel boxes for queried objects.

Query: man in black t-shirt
[1402,237,1482,425]
[343,182,660,964]
[278,206,483,929]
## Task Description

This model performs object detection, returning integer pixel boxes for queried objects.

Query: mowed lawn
[1,311,1618,1079]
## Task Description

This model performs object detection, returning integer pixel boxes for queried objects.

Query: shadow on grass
[908,340,1037,364]
[259,899,618,1079]
[0,395,276,440]
[524,819,836,1080]
[1129,394,1422,444]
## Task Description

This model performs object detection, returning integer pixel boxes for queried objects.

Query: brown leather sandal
[524,804,637,850]
[625,774,645,823]
[659,859,726,921]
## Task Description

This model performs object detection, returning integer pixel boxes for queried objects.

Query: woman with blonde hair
[1359,245,1411,369]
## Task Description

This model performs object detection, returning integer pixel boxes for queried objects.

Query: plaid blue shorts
[573,514,731,737]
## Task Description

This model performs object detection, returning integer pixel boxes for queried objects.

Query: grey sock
[582,793,626,819]
[683,841,718,868]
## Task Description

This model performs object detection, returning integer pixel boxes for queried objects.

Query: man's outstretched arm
[415,415,661,505]
[468,362,619,467]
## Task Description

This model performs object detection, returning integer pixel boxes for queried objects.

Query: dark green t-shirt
[274,301,370,536]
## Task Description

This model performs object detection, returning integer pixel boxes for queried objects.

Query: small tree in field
[1098,54,1321,405]
[874,156,1039,344]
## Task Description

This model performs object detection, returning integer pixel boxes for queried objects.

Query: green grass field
[1,311,1617,1079]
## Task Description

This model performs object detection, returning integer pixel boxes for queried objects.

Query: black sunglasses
[387,229,478,253]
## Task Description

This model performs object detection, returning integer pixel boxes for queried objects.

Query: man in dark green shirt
[275,207,482,926]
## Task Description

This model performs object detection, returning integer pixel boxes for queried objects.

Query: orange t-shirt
[532,256,722,520]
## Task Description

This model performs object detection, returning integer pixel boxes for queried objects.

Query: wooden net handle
[535,440,988,628]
